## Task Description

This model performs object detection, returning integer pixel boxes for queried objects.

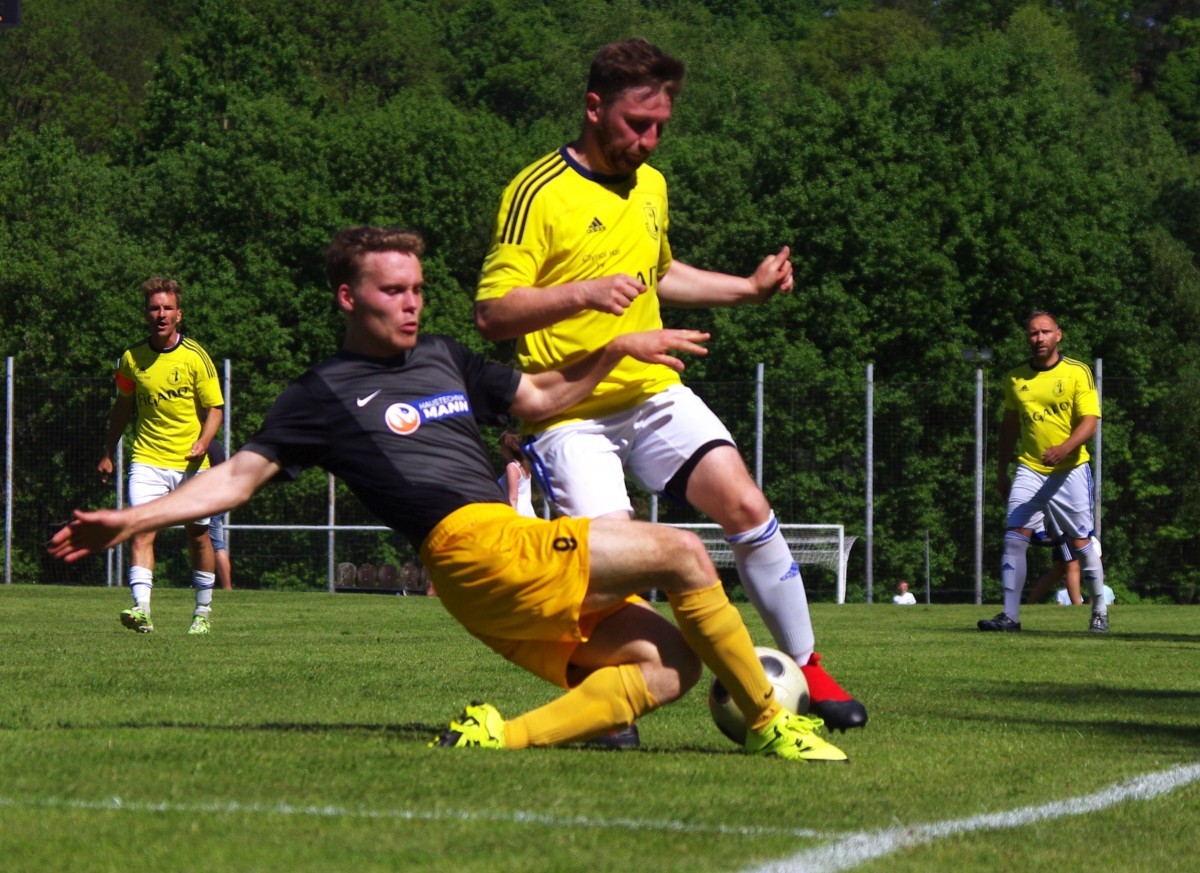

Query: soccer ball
[708,646,809,745]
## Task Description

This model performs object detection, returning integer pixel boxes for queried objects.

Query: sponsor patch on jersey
[383,392,471,436]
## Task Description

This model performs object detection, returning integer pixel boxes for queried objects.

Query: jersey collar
[559,145,633,185]
[1028,352,1063,372]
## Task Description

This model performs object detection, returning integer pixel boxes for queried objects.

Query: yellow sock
[503,663,658,750]
[668,582,780,733]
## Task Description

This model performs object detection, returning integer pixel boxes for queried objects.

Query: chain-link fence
[6,357,1197,603]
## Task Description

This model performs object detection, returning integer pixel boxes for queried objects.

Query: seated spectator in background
[892,580,916,605]
[498,430,537,518]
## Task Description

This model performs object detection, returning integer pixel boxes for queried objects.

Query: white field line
[0,793,827,840]
[742,761,1200,873]
[1,761,1196,868]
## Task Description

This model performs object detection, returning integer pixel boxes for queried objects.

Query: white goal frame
[666,523,857,604]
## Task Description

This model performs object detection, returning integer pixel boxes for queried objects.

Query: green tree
[0,0,177,151]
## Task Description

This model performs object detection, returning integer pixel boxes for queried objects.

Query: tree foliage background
[2,0,1198,602]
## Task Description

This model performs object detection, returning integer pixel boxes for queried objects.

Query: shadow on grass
[945,626,1200,644]
[962,680,1200,705]
[48,721,449,741]
[31,720,760,755]
[941,680,1200,746]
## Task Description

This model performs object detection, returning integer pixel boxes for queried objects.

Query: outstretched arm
[510,328,709,422]
[657,248,793,308]
[50,450,281,563]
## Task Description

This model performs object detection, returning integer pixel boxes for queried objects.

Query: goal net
[666,523,857,604]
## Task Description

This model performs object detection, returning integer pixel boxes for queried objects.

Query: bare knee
[572,603,703,705]
[640,639,702,705]
[686,449,772,531]
[659,528,720,594]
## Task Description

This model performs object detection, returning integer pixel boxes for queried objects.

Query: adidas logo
[1019,385,1030,391]
[587,217,605,233]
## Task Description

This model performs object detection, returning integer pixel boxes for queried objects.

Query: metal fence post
[115,357,125,587]
[223,358,232,553]
[924,528,931,604]
[974,365,984,605]
[865,363,874,603]
[327,473,336,593]
[1094,357,1102,540]
[4,356,12,584]
[755,362,764,489]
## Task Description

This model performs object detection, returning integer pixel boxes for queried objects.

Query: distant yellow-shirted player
[980,309,1107,634]
[98,277,224,635]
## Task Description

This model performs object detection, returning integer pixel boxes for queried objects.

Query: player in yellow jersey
[979,310,1107,634]
[98,278,225,634]
[476,39,866,735]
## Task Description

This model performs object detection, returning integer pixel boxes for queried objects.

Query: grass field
[1,586,1197,873]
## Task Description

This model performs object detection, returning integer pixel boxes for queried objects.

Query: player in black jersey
[50,226,846,761]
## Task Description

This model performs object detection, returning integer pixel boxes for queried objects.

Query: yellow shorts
[419,503,637,687]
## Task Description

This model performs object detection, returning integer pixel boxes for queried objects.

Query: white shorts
[525,385,734,518]
[128,463,210,527]
[1006,463,1095,542]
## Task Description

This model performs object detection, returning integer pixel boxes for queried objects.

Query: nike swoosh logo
[356,389,382,407]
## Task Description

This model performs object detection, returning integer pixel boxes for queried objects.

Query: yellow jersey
[1003,355,1100,474]
[476,147,678,430]
[114,336,224,471]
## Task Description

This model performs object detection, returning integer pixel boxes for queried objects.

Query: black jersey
[242,335,521,546]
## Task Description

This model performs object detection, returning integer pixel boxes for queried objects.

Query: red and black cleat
[800,652,868,732]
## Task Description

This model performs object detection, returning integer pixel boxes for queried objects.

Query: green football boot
[745,708,849,763]
[429,702,506,749]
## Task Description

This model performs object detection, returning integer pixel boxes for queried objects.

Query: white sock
[1001,530,1029,621]
[1078,541,1106,615]
[128,565,153,611]
[193,571,215,615]
[727,512,815,663]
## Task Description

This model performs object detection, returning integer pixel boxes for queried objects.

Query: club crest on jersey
[383,392,471,436]
[642,203,660,241]
[1053,379,1065,396]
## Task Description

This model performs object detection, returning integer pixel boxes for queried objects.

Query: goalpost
[666,523,857,604]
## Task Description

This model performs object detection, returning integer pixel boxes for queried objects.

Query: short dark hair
[1025,309,1060,329]
[586,39,684,104]
[142,276,182,307]
[324,226,425,296]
